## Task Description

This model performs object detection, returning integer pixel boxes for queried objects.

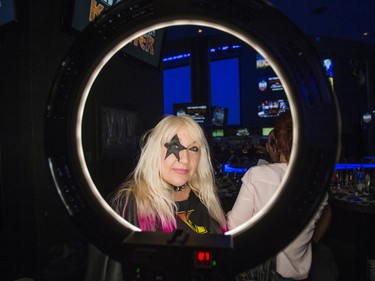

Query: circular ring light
[45,0,341,276]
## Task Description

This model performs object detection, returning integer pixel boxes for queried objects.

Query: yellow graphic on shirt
[176,209,208,234]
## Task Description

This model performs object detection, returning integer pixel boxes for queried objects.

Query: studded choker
[173,185,186,192]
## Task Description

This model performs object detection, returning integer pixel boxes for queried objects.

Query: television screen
[212,129,224,138]
[258,99,289,118]
[256,53,271,69]
[211,58,241,126]
[211,106,228,127]
[163,66,191,115]
[173,103,210,126]
[164,58,240,125]
[257,76,284,92]
[262,127,273,137]
[64,0,164,68]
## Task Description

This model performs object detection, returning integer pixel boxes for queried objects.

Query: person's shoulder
[257,158,270,166]
[243,162,287,182]
[269,162,288,170]
[249,162,287,173]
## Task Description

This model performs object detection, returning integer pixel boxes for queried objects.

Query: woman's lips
[173,168,189,174]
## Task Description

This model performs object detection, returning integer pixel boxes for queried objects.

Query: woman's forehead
[166,126,198,145]
[175,125,190,136]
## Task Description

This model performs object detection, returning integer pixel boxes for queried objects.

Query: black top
[112,191,222,234]
[176,192,222,234]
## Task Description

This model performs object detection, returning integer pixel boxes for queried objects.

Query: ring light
[45,0,341,278]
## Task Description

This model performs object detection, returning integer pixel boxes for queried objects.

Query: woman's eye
[189,146,199,152]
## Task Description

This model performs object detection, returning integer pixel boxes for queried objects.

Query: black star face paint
[164,134,187,161]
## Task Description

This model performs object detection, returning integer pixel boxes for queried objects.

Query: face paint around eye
[164,134,187,161]
[188,146,199,152]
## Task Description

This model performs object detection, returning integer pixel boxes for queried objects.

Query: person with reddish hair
[227,111,330,281]
[265,128,280,164]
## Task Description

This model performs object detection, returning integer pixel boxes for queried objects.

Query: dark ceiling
[267,0,375,45]
[165,0,375,54]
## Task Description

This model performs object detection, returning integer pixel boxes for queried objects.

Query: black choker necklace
[173,185,186,192]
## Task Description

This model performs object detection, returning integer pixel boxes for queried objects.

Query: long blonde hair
[112,114,227,232]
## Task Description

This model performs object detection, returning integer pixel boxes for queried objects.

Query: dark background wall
[315,37,375,160]
[0,1,374,281]
[0,1,163,280]
[82,52,164,197]
[1,1,87,280]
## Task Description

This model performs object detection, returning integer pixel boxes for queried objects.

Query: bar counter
[331,190,375,215]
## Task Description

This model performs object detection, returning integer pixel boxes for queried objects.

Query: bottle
[348,170,353,189]
[365,172,371,193]
[344,170,349,187]
[357,168,365,194]
[330,171,336,193]
[338,170,343,190]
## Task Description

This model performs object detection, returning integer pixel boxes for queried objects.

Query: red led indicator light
[194,250,212,268]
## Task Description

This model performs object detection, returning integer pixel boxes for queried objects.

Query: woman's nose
[178,149,189,163]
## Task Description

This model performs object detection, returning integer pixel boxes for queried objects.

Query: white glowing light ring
[46,0,340,272]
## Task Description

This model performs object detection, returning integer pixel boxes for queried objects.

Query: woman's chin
[169,180,188,187]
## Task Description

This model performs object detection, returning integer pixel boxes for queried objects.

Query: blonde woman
[85,115,227,281]
[111,114,227,233]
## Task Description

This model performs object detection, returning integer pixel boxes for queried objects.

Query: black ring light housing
[45,0,341,279]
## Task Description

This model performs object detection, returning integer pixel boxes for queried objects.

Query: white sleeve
[226,169,256,230]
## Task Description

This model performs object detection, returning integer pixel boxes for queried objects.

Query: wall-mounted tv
[163,65,191,115]
[211,106,228,127]
[256,53,271,69]
[62,0,164,68]
[258,99,289,118]
[164,58,240,126]
[212,129,225,138]
[173,103,210,126]
[257,76,284,92]
[210,58,241,126]
[262,127,273,137]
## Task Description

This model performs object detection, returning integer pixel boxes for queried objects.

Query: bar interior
[1,0,375,280]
